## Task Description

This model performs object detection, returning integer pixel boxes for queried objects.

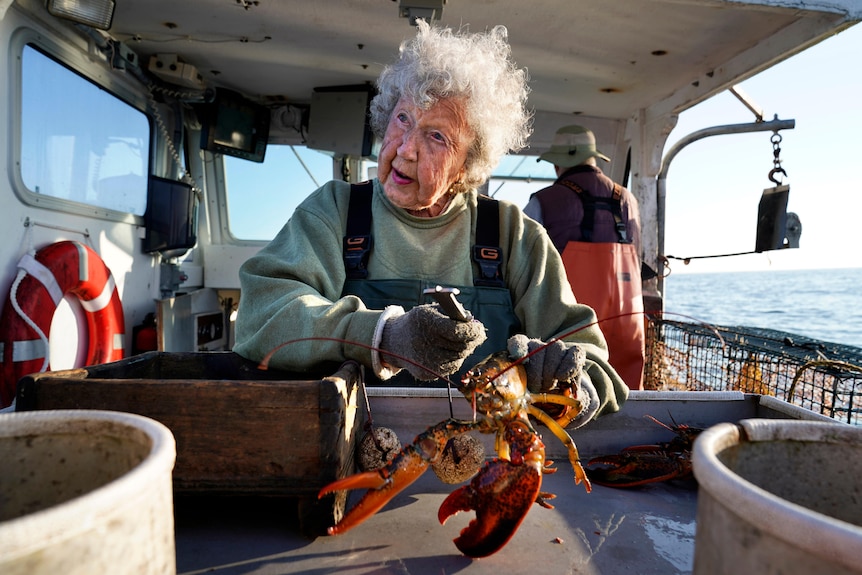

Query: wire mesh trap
[644,319,862,425]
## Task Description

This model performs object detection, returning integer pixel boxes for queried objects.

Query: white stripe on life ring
[18,246,116,314]
[13,339,46,362]
[80,274,116,313]
[17,253,64,306]
[74,242,89,282]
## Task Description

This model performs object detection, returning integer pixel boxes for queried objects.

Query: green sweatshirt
[234,178,627,417]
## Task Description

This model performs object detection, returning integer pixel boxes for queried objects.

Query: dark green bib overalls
[341,182,521,386]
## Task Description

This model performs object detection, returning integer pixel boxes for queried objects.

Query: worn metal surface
[173,392,827,574]
[175,470,698,575]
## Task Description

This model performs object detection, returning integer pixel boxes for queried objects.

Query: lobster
[316,349,592,558]
[584,415,701,488]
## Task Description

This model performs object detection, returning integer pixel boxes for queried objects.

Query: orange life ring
[0,241,125,407]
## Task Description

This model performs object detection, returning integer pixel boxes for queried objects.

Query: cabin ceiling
[104,0,855,121]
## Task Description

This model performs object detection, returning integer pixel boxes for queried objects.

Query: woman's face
[377,96,474,217]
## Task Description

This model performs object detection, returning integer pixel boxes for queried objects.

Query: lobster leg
[318,418,484,535]
[527,405,592,493]
[530,390,583,427]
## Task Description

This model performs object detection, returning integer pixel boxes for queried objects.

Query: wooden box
[15,351,363,535]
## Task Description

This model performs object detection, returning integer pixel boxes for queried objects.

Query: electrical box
[157,288,225,351]
[148,53,205,89]
[307,85,375,157]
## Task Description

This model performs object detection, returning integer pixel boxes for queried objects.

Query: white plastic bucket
[0,410,177,575]
[692,419,862,575]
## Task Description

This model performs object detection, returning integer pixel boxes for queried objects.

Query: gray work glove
[507,334,586,392]
[379,304,487,380]
[507,334,599,428]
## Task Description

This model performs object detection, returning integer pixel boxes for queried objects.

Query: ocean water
[661,267,862,350]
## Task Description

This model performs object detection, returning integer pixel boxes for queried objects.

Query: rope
[146,84,203,200]
[9,267,50,372]
[665,250,759,264]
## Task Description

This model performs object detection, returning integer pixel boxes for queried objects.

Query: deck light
[47,0,115,31]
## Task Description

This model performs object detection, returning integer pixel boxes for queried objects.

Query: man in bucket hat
[524,125,645,390]
[535,124,612,168]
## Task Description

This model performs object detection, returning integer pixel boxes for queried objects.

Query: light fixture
[47,0,116,31]
[398,0,445,26]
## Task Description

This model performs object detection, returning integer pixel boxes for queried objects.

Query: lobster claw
[438,456,542,558]
[319,420,476,535]
[584,448,690,488]
[318,445,432,535]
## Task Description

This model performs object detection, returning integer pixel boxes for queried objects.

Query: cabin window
[19,45,150,215]
[487,154,556,207]
[222,150,541,240]
[224,144,334,240]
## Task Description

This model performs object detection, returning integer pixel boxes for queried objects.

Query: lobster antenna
[257,336,456,384]
[356,363,392,455]
[357,363,375,429]
[445,380,455,419]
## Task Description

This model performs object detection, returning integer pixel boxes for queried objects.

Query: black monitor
[200,88,270,163]
[143,176,198,257]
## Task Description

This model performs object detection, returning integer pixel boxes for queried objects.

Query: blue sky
[663,23,862,274]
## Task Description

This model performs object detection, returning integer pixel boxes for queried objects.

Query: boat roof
[107,0,862,137]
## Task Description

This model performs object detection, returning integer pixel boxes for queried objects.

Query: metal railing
[644,319,862,425]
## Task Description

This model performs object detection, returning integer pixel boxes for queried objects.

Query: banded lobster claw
[318,419,483,536]
[437,419,550,558]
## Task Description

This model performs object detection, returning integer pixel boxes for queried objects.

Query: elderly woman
[234,22,627,427]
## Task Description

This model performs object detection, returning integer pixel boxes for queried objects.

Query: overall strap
[343,184,505,286]
[609,183,630,243]
[558,179,630,244]
[473,195,505,287]
[344,181,374,279]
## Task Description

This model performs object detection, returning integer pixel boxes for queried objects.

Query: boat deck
[175,469,697,575]
[172,391,829,575]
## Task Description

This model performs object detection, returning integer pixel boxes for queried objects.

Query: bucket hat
[537,125,610,168]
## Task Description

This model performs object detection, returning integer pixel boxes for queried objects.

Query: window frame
[215,144,350,244]
[10,29,152,223]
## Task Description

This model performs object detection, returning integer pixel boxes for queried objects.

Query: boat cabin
[0,0,859,392]
[2,2,862,573]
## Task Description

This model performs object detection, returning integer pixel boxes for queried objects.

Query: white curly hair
[369,21,532,190]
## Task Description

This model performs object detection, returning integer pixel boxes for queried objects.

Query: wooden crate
[15,351,364,535]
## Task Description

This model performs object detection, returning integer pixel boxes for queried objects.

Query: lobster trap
[644,318,862,425]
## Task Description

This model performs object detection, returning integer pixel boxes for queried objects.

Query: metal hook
[768,127,787,185]
[768,167,787,185]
